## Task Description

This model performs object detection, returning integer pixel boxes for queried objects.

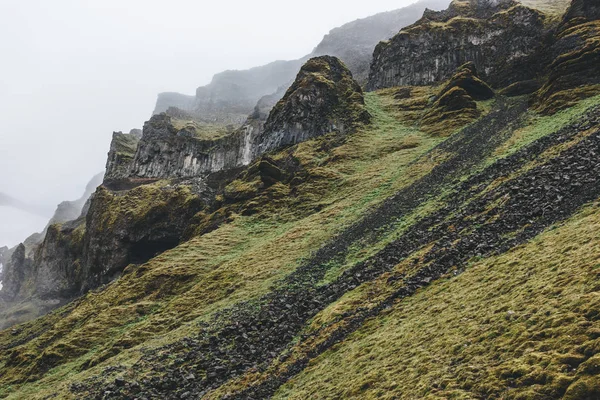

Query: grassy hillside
[1,89,600,399]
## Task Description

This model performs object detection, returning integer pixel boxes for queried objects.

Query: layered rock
[111,56,369,181]
[312,0,451,85]
[534,0,600,114]
[366,0,547,91]
[256,56,371,153]
[422,62,494,135]
[0,244,31,301]
[104,130,143,181]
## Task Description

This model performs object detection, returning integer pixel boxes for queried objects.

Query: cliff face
[367,0,547,90]
[257,56,371,153]
[533,0,600,113]
[0,56,368,324]
[153,0,451,125]
[311,0,451,85]
[109,57,369,181]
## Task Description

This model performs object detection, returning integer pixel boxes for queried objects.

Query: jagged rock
[437,62,494,101]
[105,130,142,180]
[534,0,600,114]
[367,0,547,90]
[0,244,31,301]
[113,56,369,181]
[422,87,479,135]
[256,56,371,153]
[312,0,451,85]
[154,0,451,122]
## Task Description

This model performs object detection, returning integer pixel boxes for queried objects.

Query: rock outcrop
[533,0,600,114]
[110,56,369,181]
[422,62,494,135]
[104,130,142,181]
[153,0,451,124]
[0,244,30,301]
[256,56,371,153]
[312,0,451,85]
[366,0,547,91]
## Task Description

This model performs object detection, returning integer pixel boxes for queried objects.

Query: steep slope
[0,56,368,329]
[2,84,599,398]
[2,1,600,399]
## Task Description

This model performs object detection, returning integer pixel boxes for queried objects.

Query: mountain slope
[1,0,600,399]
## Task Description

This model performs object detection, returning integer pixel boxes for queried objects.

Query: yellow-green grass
[274,201,600,400]
[3,89,598,398]
[0,91,443,398]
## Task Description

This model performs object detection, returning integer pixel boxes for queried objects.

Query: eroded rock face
[256,56,371,153]
[0,244,30,301]
[367,0,547,90]
[534,0,600,114]
[105,130,143,180]
[113,56,369,181]
[421,62,494,135]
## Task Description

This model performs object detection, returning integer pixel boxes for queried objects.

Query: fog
[0,0,419,247]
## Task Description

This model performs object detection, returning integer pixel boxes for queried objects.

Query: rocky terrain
[1,0,600,399]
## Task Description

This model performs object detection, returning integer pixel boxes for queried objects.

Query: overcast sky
[0,0,420,247]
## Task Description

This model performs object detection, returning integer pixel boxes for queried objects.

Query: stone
[367,0,546,91]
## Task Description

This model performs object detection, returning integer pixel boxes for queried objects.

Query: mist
[0,0,420,247]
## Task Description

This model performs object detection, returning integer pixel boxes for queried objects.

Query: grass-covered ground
[275,201,600,399]
[1,90,599,399]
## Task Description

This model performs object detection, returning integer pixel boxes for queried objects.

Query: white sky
[0,0,419,246]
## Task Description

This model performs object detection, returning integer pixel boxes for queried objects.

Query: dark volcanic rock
[256,56,371,153]
[367,0,547,90]
[437,62,494,101]
[114,57,369,181]
[534,0,600,114]
[105,130,142,180]
[312,0,451,85]
[0,244,31,301]
[421,62,493,135]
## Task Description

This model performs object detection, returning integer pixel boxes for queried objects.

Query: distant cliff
[367,0,548,91]
[153,0,451,125]
[109,56,369,182]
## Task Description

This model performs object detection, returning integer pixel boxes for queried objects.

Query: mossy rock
[563,376,600,400]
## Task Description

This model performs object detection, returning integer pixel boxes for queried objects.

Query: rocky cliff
[533,0,600,113]
[109,57,369,182]
[0,56,368,326]
[153,0,451,125]
[311,0,451,85]
[367,0,548,91]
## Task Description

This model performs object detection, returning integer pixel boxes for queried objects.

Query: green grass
[3,87,599,399]
[274,201,600,399]
[0,90,443,399]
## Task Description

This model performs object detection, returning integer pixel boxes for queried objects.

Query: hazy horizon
[0,0,421,248]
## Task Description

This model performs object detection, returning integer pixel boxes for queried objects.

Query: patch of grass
[274,201,600,399]
[0,90,443,398]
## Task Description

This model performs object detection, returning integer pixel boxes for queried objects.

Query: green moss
[273,202,600,399]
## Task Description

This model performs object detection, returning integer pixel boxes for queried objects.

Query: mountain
[152,0,452,124]
[1,0,600,399]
